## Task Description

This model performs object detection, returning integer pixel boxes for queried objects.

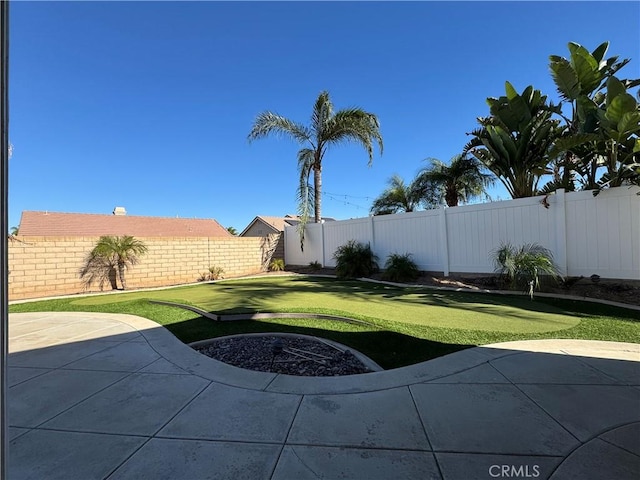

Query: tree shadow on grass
[204,281,536,323]
[380,289,640,320]
[204,277,640,322]
[163,315,472,370]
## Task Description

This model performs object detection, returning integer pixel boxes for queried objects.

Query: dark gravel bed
[194,335,373,376]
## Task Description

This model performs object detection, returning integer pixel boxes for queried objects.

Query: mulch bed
[194,335,373,376]
[406,274,640,307]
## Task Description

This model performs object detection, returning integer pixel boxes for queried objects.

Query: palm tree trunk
[314,165,322,223]
[117,262,127,290]
[445,186,458,207]
[562,152,572,187]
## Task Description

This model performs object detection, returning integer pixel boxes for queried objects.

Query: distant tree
[370,174,438,215]
[10,226,18,236]
[416,155,494,207]
[248,91,383,247]
[227,226,238,236]
[80,235,148,290]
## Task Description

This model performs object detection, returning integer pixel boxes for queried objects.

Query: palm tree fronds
[81,236,148,290]
[247,112,312,145]
[311,91,333,134]
[248,91,383,239]
[327,109,383,164]
[415,155,494,207]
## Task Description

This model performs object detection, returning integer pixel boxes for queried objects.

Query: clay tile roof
[18,211,231,237]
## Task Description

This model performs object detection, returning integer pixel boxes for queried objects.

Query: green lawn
[9,277,640,369]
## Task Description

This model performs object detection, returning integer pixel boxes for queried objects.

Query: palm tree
[248,90,383,229]
[416,155,494,207]
[370,174,437,215]
[226,226,238,236]
[82,235,148,290]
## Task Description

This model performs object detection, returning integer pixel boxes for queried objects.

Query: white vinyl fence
[285,186,640,280]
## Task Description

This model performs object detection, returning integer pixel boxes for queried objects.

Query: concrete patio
[7,311,640,479]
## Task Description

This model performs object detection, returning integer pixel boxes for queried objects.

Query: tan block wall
[273,235,285,262]
[8,234,281,300]
[241,225,285,262]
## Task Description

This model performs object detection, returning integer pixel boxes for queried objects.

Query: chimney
[113,206,127,216]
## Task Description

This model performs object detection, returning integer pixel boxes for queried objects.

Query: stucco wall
[242,221,276,237]
[8,234,281,300]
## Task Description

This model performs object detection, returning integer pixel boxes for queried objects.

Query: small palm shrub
[383,253,420,283]
[197,272,208,282]
[491,242,560,298]
[269,258,286,271]
[308,260,322,271]
[198,266,225,282]
[333,240,378,279]
[80,235,148,290]
[208,266,225,280]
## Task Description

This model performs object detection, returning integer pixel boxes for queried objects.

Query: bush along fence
[285,186,640,280]
[8,234,281,300]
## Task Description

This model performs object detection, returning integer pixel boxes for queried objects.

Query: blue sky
[8,1,640,232]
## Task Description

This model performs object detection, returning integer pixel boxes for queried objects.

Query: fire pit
[191,333,382,377]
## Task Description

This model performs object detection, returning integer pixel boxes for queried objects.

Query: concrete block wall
[8,234,281,300]
[272,234,285,262]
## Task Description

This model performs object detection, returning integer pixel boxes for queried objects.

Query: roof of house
[239,214,337,236]
[18,211,232,237]
[239,215,297,236]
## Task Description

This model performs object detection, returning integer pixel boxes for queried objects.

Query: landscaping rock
[194,335,372,377]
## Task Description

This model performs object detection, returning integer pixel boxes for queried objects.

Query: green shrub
[308,260,322,271]
[269,258,286,271]
[382,253,420,283]
[208,266,225,280]
[491,242,560,298]
[333,240,378,279]
[198,266,224,281]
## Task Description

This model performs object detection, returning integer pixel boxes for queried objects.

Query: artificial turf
[9,276,640,369]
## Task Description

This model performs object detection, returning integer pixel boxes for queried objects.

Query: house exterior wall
[241,221,275,238]
[285,186,640,280]
[8,235,280,300]
[241,222,285,262]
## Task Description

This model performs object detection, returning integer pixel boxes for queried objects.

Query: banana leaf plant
[464,82,562,198]
[548,42,640,192]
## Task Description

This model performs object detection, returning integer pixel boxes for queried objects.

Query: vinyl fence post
[321,222,326,267]
[369,215,375,251]
[554,189,568,277]
[439,207,450,276]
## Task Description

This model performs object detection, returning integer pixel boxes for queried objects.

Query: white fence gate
[284,186,640,280]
